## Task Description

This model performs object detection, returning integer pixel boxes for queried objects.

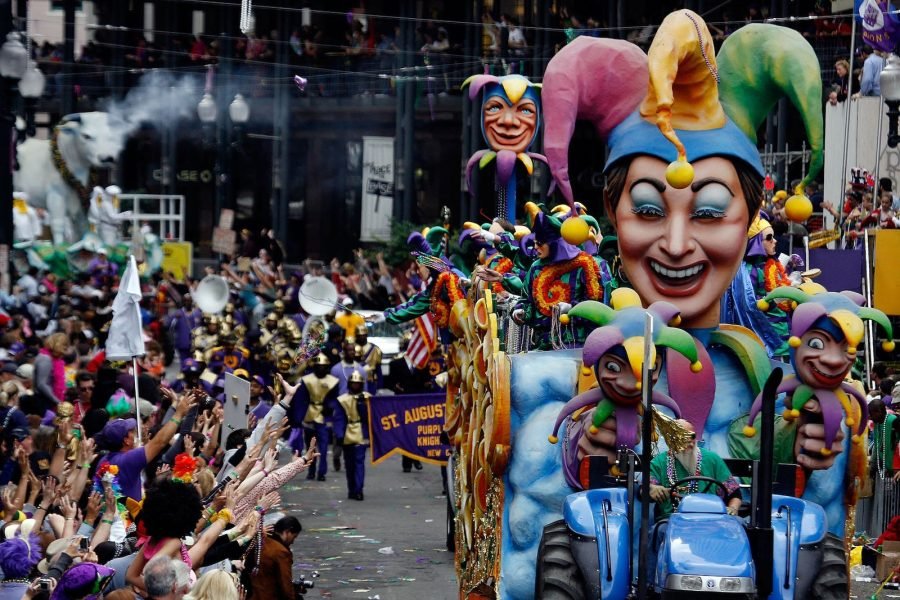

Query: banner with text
[360,136,394,242]
[367,393,450,466]
[856,0,900,53]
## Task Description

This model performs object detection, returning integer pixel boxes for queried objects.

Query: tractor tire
[809,533,849,600]
[535,520,587,600]
[446,496,456,552]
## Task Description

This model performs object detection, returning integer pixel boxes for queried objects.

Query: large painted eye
[485,102,502,114]
[604,361,622,373]
[807,337,825,350]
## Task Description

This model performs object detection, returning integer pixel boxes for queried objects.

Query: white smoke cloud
[99,70,203,140]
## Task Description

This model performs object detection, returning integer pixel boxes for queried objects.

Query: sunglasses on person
[764,234,776,241]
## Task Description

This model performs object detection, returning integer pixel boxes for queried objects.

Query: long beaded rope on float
[50,128,98,211]
[684,11,719,83]
[666,448,703,494]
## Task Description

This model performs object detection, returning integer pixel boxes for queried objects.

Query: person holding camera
[247,516,302,600]
[333,370,370,501]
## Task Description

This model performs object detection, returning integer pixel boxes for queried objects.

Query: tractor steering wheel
[668,476,730,506]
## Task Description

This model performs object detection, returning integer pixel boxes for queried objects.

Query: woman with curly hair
[125,477,235,595]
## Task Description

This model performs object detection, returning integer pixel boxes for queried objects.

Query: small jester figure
[289,353,340,481]
[743,285,895,459]
[549,288,701,489]
[511,205,602,349]
[463,74,547,223]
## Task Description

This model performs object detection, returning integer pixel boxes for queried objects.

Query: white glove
[369,312,386,324]
[511,308,526,325]
[480,231,497,245]
[434,372,448,388]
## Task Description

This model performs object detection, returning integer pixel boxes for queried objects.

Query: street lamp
[880,53,900,148]
[0,29,25,293]
[19,64,44,138]
[197,93,217,123]
[0,31,26,79]
[228,94,250,125]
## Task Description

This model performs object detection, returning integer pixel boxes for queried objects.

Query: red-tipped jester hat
[744,286,895,453]
[549,288,701,449]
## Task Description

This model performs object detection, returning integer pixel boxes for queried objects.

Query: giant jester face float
[541,11,824,328]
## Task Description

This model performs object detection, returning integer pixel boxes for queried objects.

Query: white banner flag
[360,136,394,242]
[105,255,146,360]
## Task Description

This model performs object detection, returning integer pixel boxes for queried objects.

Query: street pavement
[281,451,458,600]
[275,448,892,600]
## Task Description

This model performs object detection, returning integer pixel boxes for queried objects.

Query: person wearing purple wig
[0,530,42,599]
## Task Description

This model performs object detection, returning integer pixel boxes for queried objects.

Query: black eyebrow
[690,177,734,195]
[630,177,666,193]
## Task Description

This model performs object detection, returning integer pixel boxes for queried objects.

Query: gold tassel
[652,409,695,453]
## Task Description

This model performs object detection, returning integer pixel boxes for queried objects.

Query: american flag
[406,313,438,369]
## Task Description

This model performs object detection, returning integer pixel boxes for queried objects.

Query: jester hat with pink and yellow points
[565,288,702,385]
[541,10,824,233]
[757,286,895,356]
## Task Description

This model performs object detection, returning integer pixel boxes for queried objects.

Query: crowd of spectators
[0,239,331,600]
[0,198,459,598]
[25,1,858,102]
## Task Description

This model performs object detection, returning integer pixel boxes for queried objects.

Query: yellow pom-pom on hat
[788,336,802,348]
[640,11,725,189]
[548,435,559,444]
[757,299,771,312]
[560,216,590,246]
[884,340,896,352]
[743,425,757,437]
[690,361,702,373]
[785,193,813,223]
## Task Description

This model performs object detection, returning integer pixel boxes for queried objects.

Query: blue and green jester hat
[549,288,702,449]
[540,10,824,245]
[743,286,895,452]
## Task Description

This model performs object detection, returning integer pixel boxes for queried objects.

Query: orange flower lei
[532,253,601,317]
[431,272,466,328]
[487,255,514,293]
[763,259,793,311]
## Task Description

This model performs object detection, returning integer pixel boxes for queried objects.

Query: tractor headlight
[719,578,743,592]
[679,576,703,591]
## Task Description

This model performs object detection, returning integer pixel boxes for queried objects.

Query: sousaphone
[194,275,230,314]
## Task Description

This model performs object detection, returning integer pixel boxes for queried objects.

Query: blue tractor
[534,369,848,599]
